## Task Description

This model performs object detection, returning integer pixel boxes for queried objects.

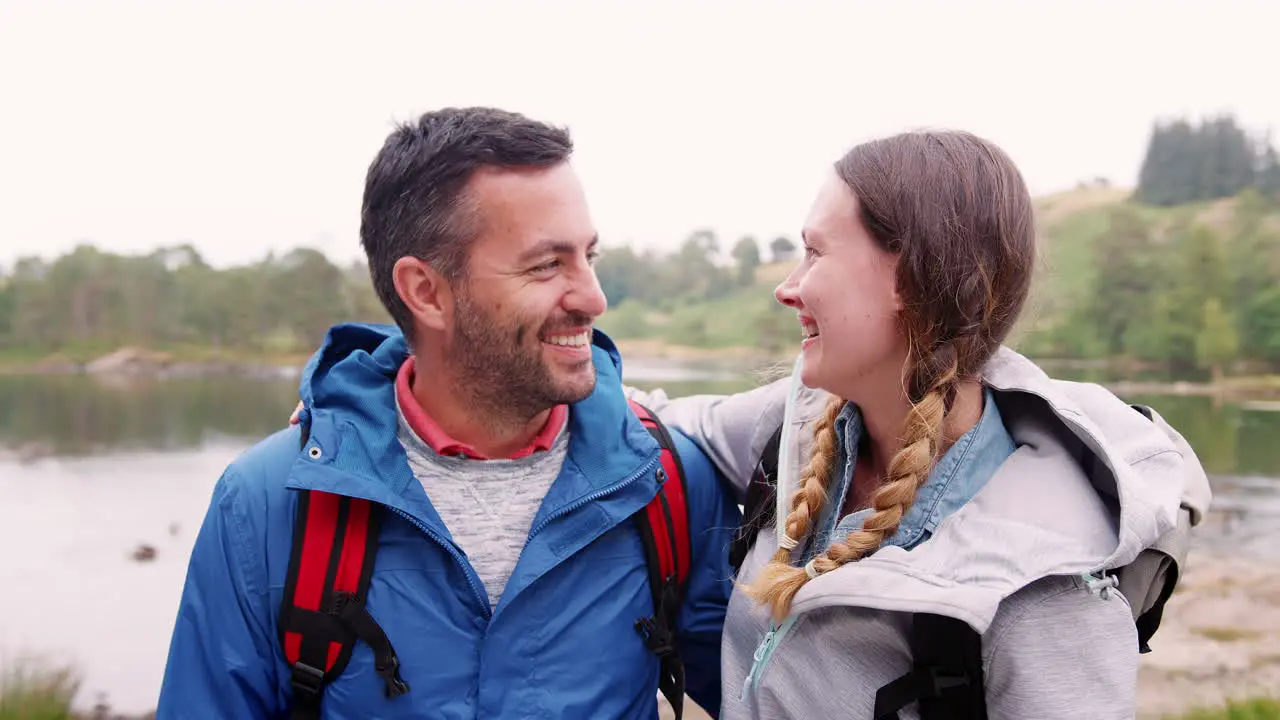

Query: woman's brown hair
[749,130,1037,620]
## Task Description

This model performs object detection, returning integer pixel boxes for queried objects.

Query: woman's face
[774,169,906,398]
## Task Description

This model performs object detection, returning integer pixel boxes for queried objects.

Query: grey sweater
[395,399,567,609]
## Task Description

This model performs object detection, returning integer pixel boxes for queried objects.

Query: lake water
[1,366,1278,714]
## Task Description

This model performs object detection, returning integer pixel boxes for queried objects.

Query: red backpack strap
[280,490,409,719]
[627,399,691,720]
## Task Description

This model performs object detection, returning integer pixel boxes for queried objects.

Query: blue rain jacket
[157,323,739,718]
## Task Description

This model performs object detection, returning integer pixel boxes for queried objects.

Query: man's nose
[566,265,608,319]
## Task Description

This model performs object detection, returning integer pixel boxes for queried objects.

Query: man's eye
[532,260,560,273]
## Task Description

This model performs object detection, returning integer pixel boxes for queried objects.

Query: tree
[274,248,349,348]
[1258,142,1280,200]
[342,260,390,324]
[1088,208,1161,355]
[1243,286,1280,363]
[0,277,13,344]
[1226,219,1280,360]
[673,230,733,299]
[681,229,720,259]
[595,246,652,306]
[1157,224,1231,369]
[1197,298,1238,383]
[1135,114,1264,206]
[1179,224,1230,305]
[769,236,797,263]
[5,257,53,350]
[1136,119,1199,206]
[731,236,761,286]
[1197,115,1256,200]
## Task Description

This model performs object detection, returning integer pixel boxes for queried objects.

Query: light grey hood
[629,345,1210,632]
[765,346,1207,631]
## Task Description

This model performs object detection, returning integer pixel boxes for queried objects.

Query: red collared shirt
[395,358,568,460]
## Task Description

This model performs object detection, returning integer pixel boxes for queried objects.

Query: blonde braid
[824,383,948,565]
[744,395,845,613]
[749,355,959,622]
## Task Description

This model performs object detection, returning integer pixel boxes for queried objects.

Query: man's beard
[449,294,596,423]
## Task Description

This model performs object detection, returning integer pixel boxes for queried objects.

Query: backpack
[280,400,693,720]
[728,403,1191,720]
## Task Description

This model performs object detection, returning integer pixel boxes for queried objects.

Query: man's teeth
[545,331,591,347]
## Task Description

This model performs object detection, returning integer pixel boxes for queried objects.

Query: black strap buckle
[874,665,973,719]
[376,654,411,698]
[635,575,681,659]
[290,661,326,698]
[919,665,969,698]
[634,615,676,657]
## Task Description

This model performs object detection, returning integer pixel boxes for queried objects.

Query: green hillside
[599,261,797,357]
[1020,187,1280,370]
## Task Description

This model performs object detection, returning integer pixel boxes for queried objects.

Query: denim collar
[802,387,1016,561]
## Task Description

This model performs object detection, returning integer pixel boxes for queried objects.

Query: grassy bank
[0,660,78,720]
[1168,698,1280,719]
[0,344,310,375]
[613,337,1280,401]
[4,335,1280,401]
[0,660,155,720]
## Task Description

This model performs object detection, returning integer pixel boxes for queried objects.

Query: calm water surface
[1,366,1276,712]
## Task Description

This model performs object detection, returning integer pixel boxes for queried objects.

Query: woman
[635,129,1208,719]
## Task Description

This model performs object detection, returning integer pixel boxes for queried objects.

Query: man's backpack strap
[729,424,784,575]
[628,399,691,720]
[280,490,410,719]
[874,614,987,720]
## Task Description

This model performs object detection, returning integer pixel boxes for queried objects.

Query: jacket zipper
[387,506,492,618]
[383,456,661,623]
[523,455,660,544]
[475,455,660,628]
[740,615,797,701]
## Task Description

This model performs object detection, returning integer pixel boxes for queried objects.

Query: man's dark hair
[360,107,573,339]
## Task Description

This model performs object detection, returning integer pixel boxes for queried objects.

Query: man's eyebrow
[516,235,599,264]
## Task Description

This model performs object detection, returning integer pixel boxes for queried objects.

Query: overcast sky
[2,0,1277,269]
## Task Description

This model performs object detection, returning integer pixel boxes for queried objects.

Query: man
[157,107,739,719]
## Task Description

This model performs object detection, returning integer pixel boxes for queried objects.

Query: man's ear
[393,257,451,332]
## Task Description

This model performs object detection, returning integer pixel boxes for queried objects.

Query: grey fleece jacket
[629,346,1211,720]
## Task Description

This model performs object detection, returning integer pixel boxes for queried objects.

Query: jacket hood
[289,322,647,511]
[766,346,1210,632]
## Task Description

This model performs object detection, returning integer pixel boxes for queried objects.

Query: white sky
[1,0,1277,269]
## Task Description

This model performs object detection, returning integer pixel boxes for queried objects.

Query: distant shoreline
[0,346,307,380]
[612,339,1280,401]
[4,342,1280,402]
